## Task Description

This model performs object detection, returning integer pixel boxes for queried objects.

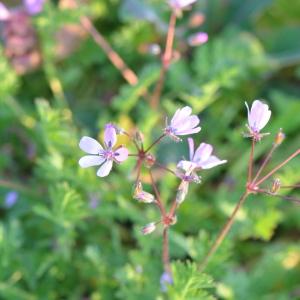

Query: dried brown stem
[80,16,138,86]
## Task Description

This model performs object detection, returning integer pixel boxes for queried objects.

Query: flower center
[102,149,114,160]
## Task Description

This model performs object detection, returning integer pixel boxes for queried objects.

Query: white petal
[79,136,103,154]
[104,125,117,148]
[79,155,105,168]
[97,160,113,177]
[187,138,194,160]
[199,156,227,169]
[114,146,128,162]
[177,160,197,173]
[171,106,192,127]
[249,100,271,131]
[193,143,213,163]
[0,3,10,21]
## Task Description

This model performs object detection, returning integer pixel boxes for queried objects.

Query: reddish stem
[144,134,166,153]
[247,138,255,184]
[163,228,171,273]
[255,148,300,186]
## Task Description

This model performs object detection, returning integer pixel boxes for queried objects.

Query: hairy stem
[255,148,300,186]
[198,191,249,272]
[149,169,166,217]
[252,143,277,184]
[163,227,171,273]
[144,134,166,153]
[150,12,177,108]
[247,138,255,183]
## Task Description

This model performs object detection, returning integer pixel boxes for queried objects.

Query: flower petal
[104,124,117,148]
[23,0,44,15]
[0,3,10,20]
[171,106,192,127]
[176,127,201,136]
[249,100,271,131]
[79,155,105,168]
[79,136,103,154]
[187,138,194,160]
[193,143,213,163]
[97,160,113,177]
[177,160,197,173]
[199,155,227,169]
[114,146,128,162]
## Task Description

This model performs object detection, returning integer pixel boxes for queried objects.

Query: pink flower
[23,0,45,15]
[168,0,197,10]
[164,106,201,141]
[177,138,227,173]
[188,32,208,47]
[245,100,271,141]
[78,124,128,177]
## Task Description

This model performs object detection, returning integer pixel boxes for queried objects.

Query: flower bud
[274,128,285,146]
[176,181,189,204]
[133,181,155,203]
[145,153,156,168]
[270,178,281,194]
[141,222,156,235]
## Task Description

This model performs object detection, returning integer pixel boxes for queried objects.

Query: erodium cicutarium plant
[78,100,299,290]
[78,105,227,288]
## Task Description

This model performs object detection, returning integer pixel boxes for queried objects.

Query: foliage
[0,0,299,299]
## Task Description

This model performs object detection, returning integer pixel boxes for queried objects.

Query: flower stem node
[141,222,156,235]
[246,183,259,194]
[163,215,177,227]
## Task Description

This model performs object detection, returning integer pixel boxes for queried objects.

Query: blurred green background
[0,0,300,299]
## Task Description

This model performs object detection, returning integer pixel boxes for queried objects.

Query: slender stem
[123,132,140,151]
[163,12,177,66]
[256,189,300,205]
[144,134,166,153]
[252,143,277,184]
[149,169,166,217]
[163,227,171,273]
[280,184,300,189]
[247,139,255,183]
[168,199,178,218]
[80,16,138,86]
[150,12,177,108]
[135,159,143,184]
[154,161,177,176]
[255,149,300,187]
[150,68,166,109]
[198,191,249,272]
[128,153,138,157]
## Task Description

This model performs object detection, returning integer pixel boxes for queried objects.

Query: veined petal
[171,106,192,127]
[114,146,128,162]
[187,138,194,160]
[177,160,197,173]
[176,115,200,131]
[79,155,105,168]
[104,124,117,148]
[249,100,271,131]
[199,155,227,169]
[97,160,113,177]
[176,126,201,135]
[193,143,213,163]
[79,136,103,154]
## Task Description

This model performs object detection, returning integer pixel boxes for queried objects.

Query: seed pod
[274,129,285,146]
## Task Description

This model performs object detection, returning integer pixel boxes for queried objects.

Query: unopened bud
[145,153,156,168]
[133,181,155,203]
[274,129,285,146]
[141,222,156,235]
[188,32,208,47]
[170,215,177,225]
[176,181,189,204]
[270,178,281,194]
